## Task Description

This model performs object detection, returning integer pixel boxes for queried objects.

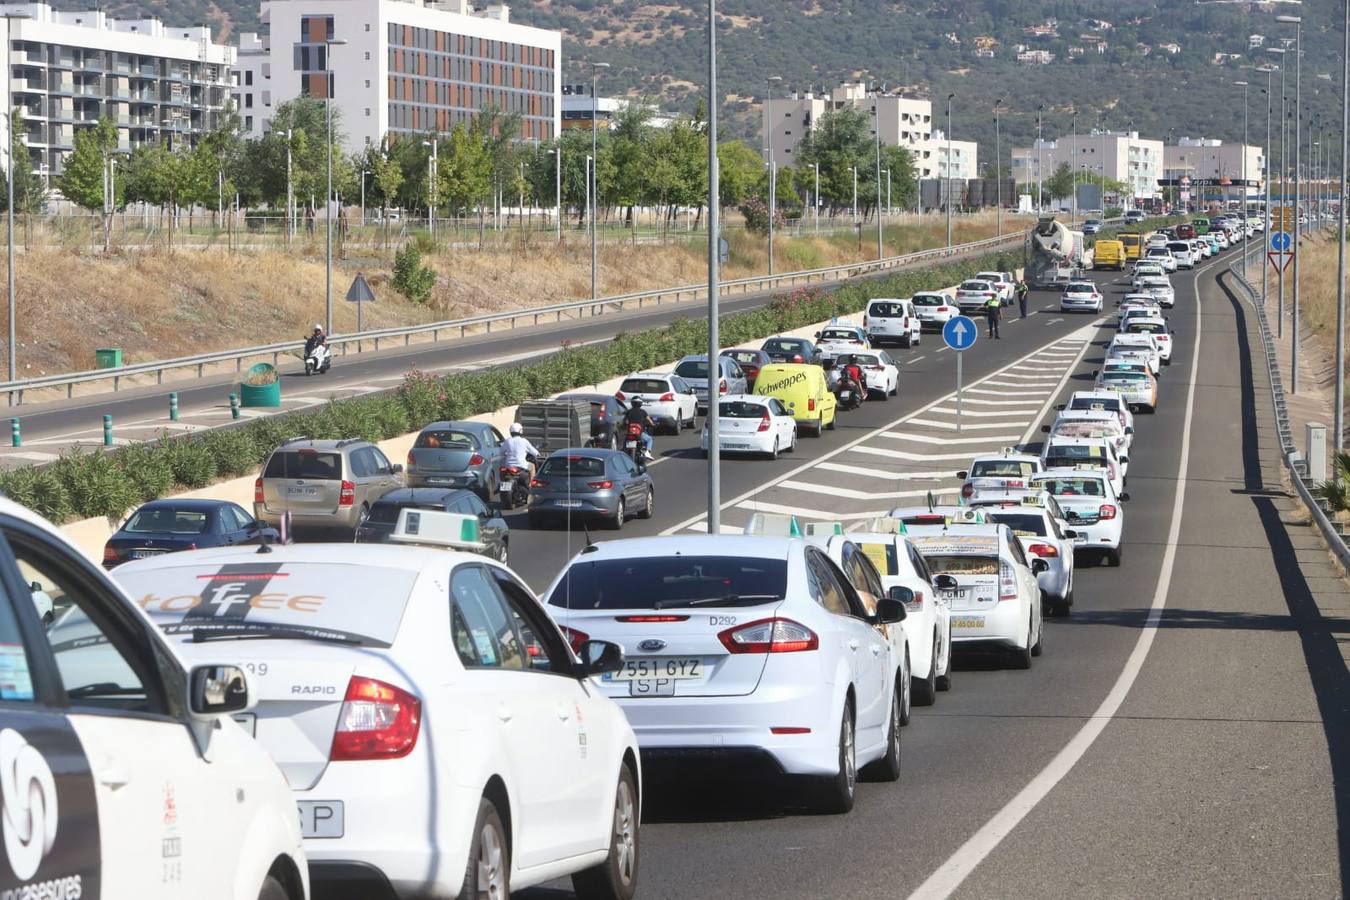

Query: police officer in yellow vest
[985,294,1002,339]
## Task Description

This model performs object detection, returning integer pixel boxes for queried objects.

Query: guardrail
[1228,258,1350,575]
[0,231,1023,406]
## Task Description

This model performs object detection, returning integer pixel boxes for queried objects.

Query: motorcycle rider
[621,398,656,460]
[501,423,540,477]
[304,324,327,359]
[836,354,865,404]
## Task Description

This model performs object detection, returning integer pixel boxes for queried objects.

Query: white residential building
[1012,130,1165,203]
[0,2,235,180]
[1164,136,1265,187]
[932,131,978,179]
[236,0,560,151]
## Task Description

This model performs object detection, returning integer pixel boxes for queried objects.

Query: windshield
[820,329,859,341]
[1128,323,1167,335]
[985,513,1048,536]
[547,555,788,610]
[1103,372,1148,382]
[539,456,606,478]
[1143,278,1170,288]
[620,378,670,395]
[719,401,767,419]
[123,508,210,535]
[1067,284,1095,293]
[723,351,760,365]
[912,295,945,307]
[1053,423,1112,439]
[1070,397,1121,412]
[414,429,477,450]
[923,555,999,576]
[971,460,1035,478]
[674,360,710,379]
[1167,243,1190,253]
[763,339,803,352]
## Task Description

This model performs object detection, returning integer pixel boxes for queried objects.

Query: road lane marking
[881,432,1024,445]
[776,480,950,501]
[954,398,1049,407]
[733,499,895,520]
[907,243,1209,900]
[907,356,927,364]
[928,406,1041,417]
[816,462,951,479]
[848,447,992,461]
[907,418,1033,431]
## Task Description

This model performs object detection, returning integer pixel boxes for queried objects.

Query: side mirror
[1062,529,1079,539]
[1119,455,1130,464]
[1055,404,1066,411]
[1125,426,1135,434]
[1091,369,1100,377]
[1119,492,1131,502]
[956,470,968,480]
[933,574,959,592]
[1041,425,1051,434]
[887,585,914,604]
[189,665,252,716]
[1031,558,1050,574]
[813,332,821,339]
[874,596,907,624]
[577,639,625,677]
[390,463,405,474]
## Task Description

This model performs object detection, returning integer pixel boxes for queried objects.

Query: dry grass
[8,211,1030,376]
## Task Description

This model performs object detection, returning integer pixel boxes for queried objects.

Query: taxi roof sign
[803,521,845,537]
[743,513,802,537]
[388,508,484,551]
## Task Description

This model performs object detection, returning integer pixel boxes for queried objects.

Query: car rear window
[868,302,906,317]
[1070,397,1121,412]
[820,329,859,341]
[674,360,709,379]
[547,555,788,610]
[1067,283,1095,293]
[1128,323,1166,334]
[1054,424,1112,439]
[1037,477,1105,496]
[365,502,406,524]
[620,378,669,395]
[923,555,999,576]
[1168,243,1190,253]
[723,351,760,365]
[985,513,1047,536]
[414,429,477,449]
[263,450,342,480]
[971,460,1035,478]
[763,339,802,352]
[912,295,945,306]
[115,562,418,647]
[719,401,766,418]
[539,455,606,478]
[1104,372,1148,381]
[123,508,209,535]
[959,281,990,291]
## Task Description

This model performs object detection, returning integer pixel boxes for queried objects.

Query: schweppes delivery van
[753,363,837,436]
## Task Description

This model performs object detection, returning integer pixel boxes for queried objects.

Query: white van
[863,297,921,348]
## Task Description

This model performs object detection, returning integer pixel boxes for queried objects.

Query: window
[450,566,526,670]
[365,108,371,117]
[245,115,253,131]
[245,93,253,108]
[348,449,374,478]
[365,51,371,60]
[365,79,371,88]
[806,551,850,616]
[490,569,569,673]
[245,70,253,86]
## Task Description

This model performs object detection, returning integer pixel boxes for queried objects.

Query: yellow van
[753,363,837,436]
[1119,231,1143,262]
[1093,239,1126,271]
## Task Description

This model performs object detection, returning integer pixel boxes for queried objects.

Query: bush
[0,466,71,523]
[159,437,218,488]
[53,449,139,520]
[739,196,785,236]
[197,427,264,478]
[113,443,175,501]
[392,242,436,304]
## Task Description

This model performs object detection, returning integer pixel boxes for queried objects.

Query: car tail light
[746,366,760,379]
[339,480,356,506]
[406,451,415,468]
[757,413,772,432]
[961,482,974,499]
[807,398,816,412]
[792,354,804,363]
[559,625,589,653]
[615,391,625,403]
[102,545,118,564]
[1107,463,1117,482]
[1027,543,1058,558]
[937,306,950,312]
[330,676,421,761]
[468,453,484,466]
[999,560,1017,601]
[587,480,614,489]
[659,392,675,402]
[254,477,264,504]
[718,618,819,654]
[1098,504,1118,520]
[719,379,729,395]
[615,615,690,623]
[862,315,868,327]
[530,477,547,488]
[770,727,812,735]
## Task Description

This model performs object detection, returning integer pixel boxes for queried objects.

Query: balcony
[73,82,102,97]
[10,50,40,66]
[11,77,43,93]
[48,80,74,96]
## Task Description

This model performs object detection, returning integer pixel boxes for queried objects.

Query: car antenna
[582,520,594,550]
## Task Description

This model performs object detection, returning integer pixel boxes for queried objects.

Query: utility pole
[946,93,955,247]
[1262,73,1273,309]
[994,97,1004,236]
[1278,14,1302,392]
[590,61,609,301]
[1335,0,1348,449]
[324,37,347,337]
[285,128,293,245]
[812,162,819,234]
[874,96,883,260]
[764,75,782,274]
[1235,80,1249,277]
[1036,104,1045,213]
[707,0,721,532]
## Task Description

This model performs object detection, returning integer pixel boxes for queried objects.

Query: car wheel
[1104,547,1122,567]
[1008,612,1034,670]
[824,412,836,431]
[809,416,823,437]
[860,687,902,783]
[571,765,640,900]
[770,438,780,460]
[1049,595,1070,617]
[637,488,654,520]
[912,634,938,706]
[898,648,912,725]
[1031,612,1044,657]
[879,381,890,402]
[610,497,626,530]
[458,798,509,900]
[935,627,953,691]
[810,701,856,814]
[257,875,288,900]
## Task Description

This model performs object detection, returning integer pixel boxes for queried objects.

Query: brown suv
[253,438,404,536]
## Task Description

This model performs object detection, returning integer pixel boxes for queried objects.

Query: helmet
[509,422,523,436]
[313,324,324,333]
[630,398,644,408]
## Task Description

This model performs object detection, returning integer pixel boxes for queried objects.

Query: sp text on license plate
[297,800,344,839]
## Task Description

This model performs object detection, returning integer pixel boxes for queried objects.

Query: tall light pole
[993,96,1005,235]
[1235,80,1249,277]
[549,147,561,243]
[766,158,777,273]
[285,128,293,245]
[945,92,954,247]
[1278,13,1301,393]
[851,165,858,223]
[707,0,721,532]
[764,75,781,274]
[812,161,819,234]
[1269,44,1289,337]
[323,37,346,337]
[1036,104,1045,213]
[589,61,609,301]
[1070,109,1078,223]
[4,12,25,385]
[1262,70,1274,309]
[886,168,892,219]
[1335,0,1348,449]
[421,138,438,242]
[873,95,883,259]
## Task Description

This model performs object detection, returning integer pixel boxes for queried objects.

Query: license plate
[556,500,584,508]
[951,616,985,629]
[427,476,454,485]
[723,442,749,449]
[605,657,703,681]
[129,549,165,559]
[297,800,344,839]
[624,440,638,449]
[230,712,256,736]
[628,679,677,696]
[940,589,969,602]
[499,478,513,491]
[286,486,319,497]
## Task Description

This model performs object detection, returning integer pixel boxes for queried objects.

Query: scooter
[837,376,864,411]
[497,461,533,509]
[305,343,332,376]
[623,423,649,463]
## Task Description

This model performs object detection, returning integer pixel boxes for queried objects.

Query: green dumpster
[95,348,123,369]
[239,363,281,407]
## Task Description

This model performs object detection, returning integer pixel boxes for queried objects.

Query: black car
[554,392,630,450]
[104,499,278,569]
[761,336,820,365]
[355,488,510,562]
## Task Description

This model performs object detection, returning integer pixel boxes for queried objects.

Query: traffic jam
[0,215,1249,899]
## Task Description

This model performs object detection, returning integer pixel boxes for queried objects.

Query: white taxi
[815,323,871,360]
[975,495,1077,617]
[1094,363,1158,413]
[1062,390,1135,436]
[1033,469,1128,566]
[114,544,643,900]
[1131,263,1166,289]
[701,394,798,458]
[1122,316,1172,364]
[1042,435,1127,496]
[1138,275,1176,308]
[957,451,1045,505]
[905,525,1045,669]
[1108,333,1162,375]
[1044,408,1131,456]
[0,498,309,900]
[911,292,957,331]
[844,350,900,399]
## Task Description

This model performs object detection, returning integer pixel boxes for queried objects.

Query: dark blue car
[104,499,279,569]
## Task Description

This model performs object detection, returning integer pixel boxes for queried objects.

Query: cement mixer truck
[1026,217,1086,290]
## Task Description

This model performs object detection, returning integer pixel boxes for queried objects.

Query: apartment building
[1012,130,1164,202]
[1164,137,1264,186]
[0,2,235,180]
[932,131,979,180]
[236,0,560,151]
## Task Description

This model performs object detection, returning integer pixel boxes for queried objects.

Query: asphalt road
[489,242,1345,898]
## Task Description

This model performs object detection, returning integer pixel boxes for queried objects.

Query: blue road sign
[1271,231,1292,252]
[943,315,979,351]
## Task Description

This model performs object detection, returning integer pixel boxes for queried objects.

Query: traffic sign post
[345,272,377,333]
[1271,231,1292,252]
[943,316,979,432]
[1268,251,1293,273]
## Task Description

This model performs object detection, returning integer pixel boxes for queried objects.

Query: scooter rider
[622,398,656,460]
[501,423,540,476]
[304,324,327,357]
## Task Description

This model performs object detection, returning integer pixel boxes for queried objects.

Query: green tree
[57,118,120,248]
[437,121,492,241]
[0,123,46,217]
[1044,162,1076,201]
[366,142,404,246]
[794,107,874,216]
[717,140,762,212]
[122,143,199,250]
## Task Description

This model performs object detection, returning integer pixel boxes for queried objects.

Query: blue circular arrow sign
[1271,231,1292,252]
[943,315,979,351]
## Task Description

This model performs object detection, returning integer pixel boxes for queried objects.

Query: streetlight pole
[590,61,609,301]
[707,0,721,532]
[1036,104,1045,213]
[550,147,561,243]
[946,92,954,247]
[1336,0,1348,449]
[3,12,26,386]
[324,37,346,337]
[285,128,293,245]
[1262,72,1273,308]
[764,75,781,275]
[886,168,892,219]
[874,96,883,260]
[1235,80,1249,277]
[1278,14,1301,392]
[1071,109,1078,223]
[421,138,438,242]
[1269,44,1289,338]
[851,165,858,224]
[994,97,1004,236]
[812,162,819,234]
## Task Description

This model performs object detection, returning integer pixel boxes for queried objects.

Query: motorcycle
[837,376,864,411]
[623,423,649,463]
[305,343,332,376]
[497,460,533,509]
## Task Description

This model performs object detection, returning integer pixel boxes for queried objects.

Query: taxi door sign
[0,712,101,897]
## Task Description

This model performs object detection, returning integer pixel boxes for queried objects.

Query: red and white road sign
[1268,251,1293,273]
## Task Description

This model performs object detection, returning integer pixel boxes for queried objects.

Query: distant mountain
[60,0,1346,167]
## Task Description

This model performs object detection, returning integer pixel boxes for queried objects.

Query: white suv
[863,298,921,348]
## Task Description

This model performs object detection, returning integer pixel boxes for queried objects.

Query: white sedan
[1121,316,1172,364]
[1143,247,1178,272]
[545,534,908,814]
[1138,276,1176,308]
[618,371,699,433]
[815,323,871,360]
[1033,469,1127,567]
[114,544,644,900]
[701,394,798,458]
[912,292,958,331]
[846,350,900,399]
[1060,281,1103,314]
[1131,263,1166,290]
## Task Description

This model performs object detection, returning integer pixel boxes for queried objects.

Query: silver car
[673,355,748,413]
[527,448,655,529]
[254,438,404,535]
[405,420,505,498]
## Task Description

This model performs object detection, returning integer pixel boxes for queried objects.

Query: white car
[911,292,957,331]
[0,497,309,900]
[1060,281,1103,314]
[1033,469,1127,566]
[845,350,900,399]
[1095,364,1158,413]
[975,271,1015,305]
[1214,230,1230,249]
[1118,302,1163,328]
[1122,316,1172,364]
[1166,241,1196,269]
[618,371,699,433]
[956,279,1000,315]
[1062,390,1135,436]
[1137,275,1175,308]
[1131,263,1166,290]
[701,394,798,458]
[114,544,643,900]
[906,524,1045,669]
[863,298,922,348]
[1192,238,1213,260]
[1109,333,1162,375]
[958,451,1045,505]
[544,535,908,814]
[1042,435,1127,496]
[978,497,1077,617]
[815,323,872,360]
[1045,407,1131,456]
[1144,246,1178,272]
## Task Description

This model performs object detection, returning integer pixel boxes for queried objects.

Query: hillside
[51,0,1346,164]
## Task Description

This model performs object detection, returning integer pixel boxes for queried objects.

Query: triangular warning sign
[345,272,377,303]
[1267,252,1292,273]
